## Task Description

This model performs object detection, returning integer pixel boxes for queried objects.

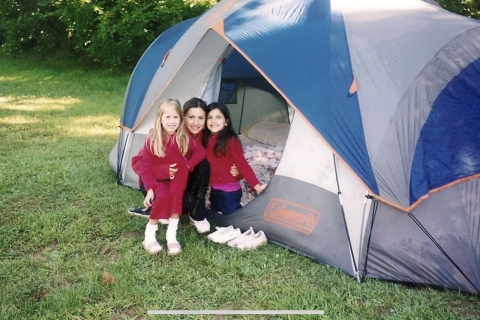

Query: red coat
[139,133,206,191]
[206,135,258,189]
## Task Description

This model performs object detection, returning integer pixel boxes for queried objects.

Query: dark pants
[209,188,242,215]
[183,159,212,221]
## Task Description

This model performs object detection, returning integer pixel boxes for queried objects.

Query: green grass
[1,54,479,320]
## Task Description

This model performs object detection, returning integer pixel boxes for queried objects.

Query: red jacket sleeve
[138,138,155,191]
[152,164,172,181]
[185,135,206,171]
[138,137,169,191]
[230,137,259,188]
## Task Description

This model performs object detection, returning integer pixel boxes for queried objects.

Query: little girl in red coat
[138,99,205,255]
[204,102,267,214]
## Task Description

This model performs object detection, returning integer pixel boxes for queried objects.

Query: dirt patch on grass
[30,288,50,302]
[448,300,480,318]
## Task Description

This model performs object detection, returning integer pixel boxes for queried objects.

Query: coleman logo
[264,198,320,234]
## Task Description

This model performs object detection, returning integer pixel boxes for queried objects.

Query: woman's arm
[152,163,175,181]
[185,136,206,171]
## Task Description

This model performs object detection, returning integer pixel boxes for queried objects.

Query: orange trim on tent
[119,125,134,131]
[206,0,237,26]
[348,78,357,96]
[211,19,225,35]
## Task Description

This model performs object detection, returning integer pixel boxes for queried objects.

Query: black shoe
[128,206,150,218]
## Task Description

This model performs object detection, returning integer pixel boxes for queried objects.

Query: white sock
[144,223,158,243]
[166,218,179,244]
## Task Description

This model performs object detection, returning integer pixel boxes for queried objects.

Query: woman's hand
[144,189,155,207]
[230,164,239,177]
[169,163,178,179]
[254,183,267,194]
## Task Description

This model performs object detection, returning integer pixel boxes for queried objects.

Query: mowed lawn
[0,55,479,320]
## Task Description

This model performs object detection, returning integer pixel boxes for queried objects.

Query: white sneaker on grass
[227,227,255,248]
[236,230,268,250]
[207,226,241,244]
[189,216,210,234]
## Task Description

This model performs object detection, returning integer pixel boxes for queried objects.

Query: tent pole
[360,199,378,282]
[408,213,480,293]
[333,154,358,276]
[356,191,371,282]
[237,81,247,134]
[116,128,125,186]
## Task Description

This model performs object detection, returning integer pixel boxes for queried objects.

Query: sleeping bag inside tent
[109,0,480,294]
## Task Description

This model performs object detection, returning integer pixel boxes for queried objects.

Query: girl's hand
[230,164,239,177]
[254,183,267,194]
[144,189,155,207]
[169,163,178,180]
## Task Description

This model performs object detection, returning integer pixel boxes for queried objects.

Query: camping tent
[109,0,480,294]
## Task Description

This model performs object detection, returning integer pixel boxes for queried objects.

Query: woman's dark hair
[204,102,238,156]
[183,97,207,115]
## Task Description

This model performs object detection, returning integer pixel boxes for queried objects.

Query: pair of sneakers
[207,226,268,250]
[142,241,181,255]
[226,227,268,250]
[128,207,210,232]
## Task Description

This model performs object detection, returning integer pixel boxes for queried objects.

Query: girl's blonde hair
[149,99,189,157]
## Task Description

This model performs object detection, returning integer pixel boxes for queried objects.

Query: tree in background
[437,0,480,20]
[0,0,478,69]
[0,0,217,68]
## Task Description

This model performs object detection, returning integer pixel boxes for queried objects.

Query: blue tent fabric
[121,18,198,128]
[221,50,260,79]
[410,57,480,203]
[223,0,378,193]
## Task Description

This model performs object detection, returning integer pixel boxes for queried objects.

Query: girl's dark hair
[204,102,238,156]
[183,97,207,115]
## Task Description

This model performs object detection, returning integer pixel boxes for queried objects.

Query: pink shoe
[167,242,182,255]
[142,240,163,254]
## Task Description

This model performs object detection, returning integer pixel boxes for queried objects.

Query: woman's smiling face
[185,107,206,136]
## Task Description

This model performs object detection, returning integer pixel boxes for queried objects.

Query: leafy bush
[437,0,480,20]
[0,0,217,68]
[0,0,68,54]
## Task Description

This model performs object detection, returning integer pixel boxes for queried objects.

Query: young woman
[181,97,213,233]
[204,102,266,214]
[138,99,205,255]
